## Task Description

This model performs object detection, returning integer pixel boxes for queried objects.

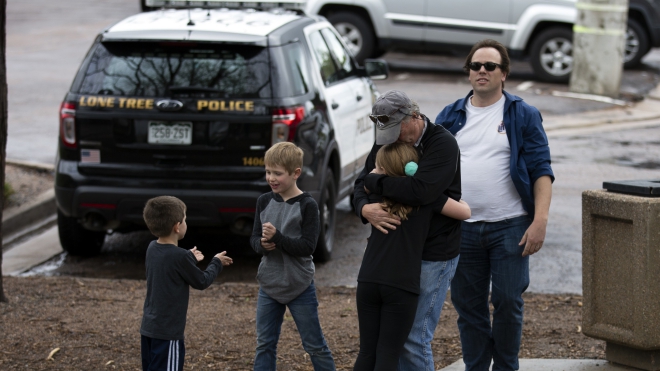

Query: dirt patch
[3,163,54,210]
[0,164,606,369]
[0,276,605,370]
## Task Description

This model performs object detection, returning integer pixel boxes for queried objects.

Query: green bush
[4,182,14,200]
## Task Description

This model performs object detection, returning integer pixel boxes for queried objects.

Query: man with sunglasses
[353,90,462,371]
[435,39,554,371]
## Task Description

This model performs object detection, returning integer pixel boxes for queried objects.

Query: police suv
[55,0,388,260]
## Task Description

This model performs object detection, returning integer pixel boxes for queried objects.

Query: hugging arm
[429,194,471,221]
[439,199,471,221]
[364,132,460,206]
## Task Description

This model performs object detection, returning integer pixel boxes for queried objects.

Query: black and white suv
[55,1,388,260]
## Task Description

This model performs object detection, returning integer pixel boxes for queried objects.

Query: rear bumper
[55,160,268,228]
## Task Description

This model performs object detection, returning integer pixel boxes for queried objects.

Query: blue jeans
[450,216,531,371]
[254,281,335,371]
[398,256,459,371]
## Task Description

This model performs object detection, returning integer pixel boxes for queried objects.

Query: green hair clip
[405,161,418,176]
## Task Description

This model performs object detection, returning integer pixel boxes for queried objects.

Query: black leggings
[353,282,418,371]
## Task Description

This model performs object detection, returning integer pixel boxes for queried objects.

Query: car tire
[314,168,336,262]
[327,12,375,63]
[529,27,574,83]
[623,18,650,68]
[140,0,154,11]
[57,210,106,256]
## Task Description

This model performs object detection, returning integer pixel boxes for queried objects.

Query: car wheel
[57,210,106,256]
[529,27,574,83]
[623,18,649,68]
[327,12,375,63]
[140,0,154,11]
[314,168,336,262]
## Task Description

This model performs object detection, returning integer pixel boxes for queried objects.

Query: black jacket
[353,117,462,261]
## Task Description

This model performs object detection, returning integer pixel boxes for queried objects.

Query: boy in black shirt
[140,196,233,371]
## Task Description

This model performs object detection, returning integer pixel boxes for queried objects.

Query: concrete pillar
[569,0,628,97]
[582,189,660,370]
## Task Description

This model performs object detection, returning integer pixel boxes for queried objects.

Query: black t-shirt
[140,241,222,340]
[357,193,448,294]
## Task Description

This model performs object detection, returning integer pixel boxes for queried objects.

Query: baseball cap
[370,90,413,145]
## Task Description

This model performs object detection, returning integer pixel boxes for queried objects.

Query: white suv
[303,0,660,83]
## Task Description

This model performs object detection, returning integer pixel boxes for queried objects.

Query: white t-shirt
[457,95,526,222]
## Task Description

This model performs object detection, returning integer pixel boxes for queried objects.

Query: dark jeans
[354,282,418,371]
[450,215,531,371]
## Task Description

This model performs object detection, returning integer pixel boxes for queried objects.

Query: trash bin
[582,180,660,370]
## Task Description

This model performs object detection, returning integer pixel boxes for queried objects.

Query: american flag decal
[81,149,100,163]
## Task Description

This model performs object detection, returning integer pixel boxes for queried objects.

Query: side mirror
[364,59,389,80]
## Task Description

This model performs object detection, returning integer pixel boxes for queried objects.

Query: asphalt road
[25,124,660,294]
[8,0,660,293]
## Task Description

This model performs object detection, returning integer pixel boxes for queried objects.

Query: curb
[543,86,660,133]
[2,160,57,251]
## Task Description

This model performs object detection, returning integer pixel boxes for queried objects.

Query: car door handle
[356,94,363,101]
[331,102,339,109]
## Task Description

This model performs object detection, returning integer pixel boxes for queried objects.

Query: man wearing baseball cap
[353,90,462,371]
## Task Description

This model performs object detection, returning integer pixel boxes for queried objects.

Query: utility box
[582,180,660,370]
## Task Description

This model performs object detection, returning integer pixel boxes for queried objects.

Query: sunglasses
[468,62,502,72]
[369,108,404,125]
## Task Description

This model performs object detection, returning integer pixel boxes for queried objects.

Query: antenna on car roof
[145,0,307,13]
[187,8,195,26]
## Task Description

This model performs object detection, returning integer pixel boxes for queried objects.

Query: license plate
[148,121,192,145]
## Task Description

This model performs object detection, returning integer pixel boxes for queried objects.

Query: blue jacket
[435,90,554,218]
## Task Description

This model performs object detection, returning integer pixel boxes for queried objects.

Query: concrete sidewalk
[542,85,660,135]
[2,226,62,276]
[440,359,640,371]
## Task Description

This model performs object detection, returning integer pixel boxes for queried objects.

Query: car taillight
[272,106,305,145]
[60,101,77,148]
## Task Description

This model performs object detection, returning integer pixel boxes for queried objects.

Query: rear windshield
[78,42,272,98]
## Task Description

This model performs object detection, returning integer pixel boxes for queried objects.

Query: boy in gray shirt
[140,196,233,371]
[250,142,335,370]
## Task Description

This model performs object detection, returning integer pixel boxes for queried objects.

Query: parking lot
[6,0,660,294]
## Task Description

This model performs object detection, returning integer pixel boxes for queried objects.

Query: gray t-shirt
[250,192,319,304]
[140,241,222,340]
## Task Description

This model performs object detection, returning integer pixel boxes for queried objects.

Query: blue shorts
[141,335,185,371]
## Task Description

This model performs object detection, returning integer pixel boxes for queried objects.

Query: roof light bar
[145,0,306,11]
